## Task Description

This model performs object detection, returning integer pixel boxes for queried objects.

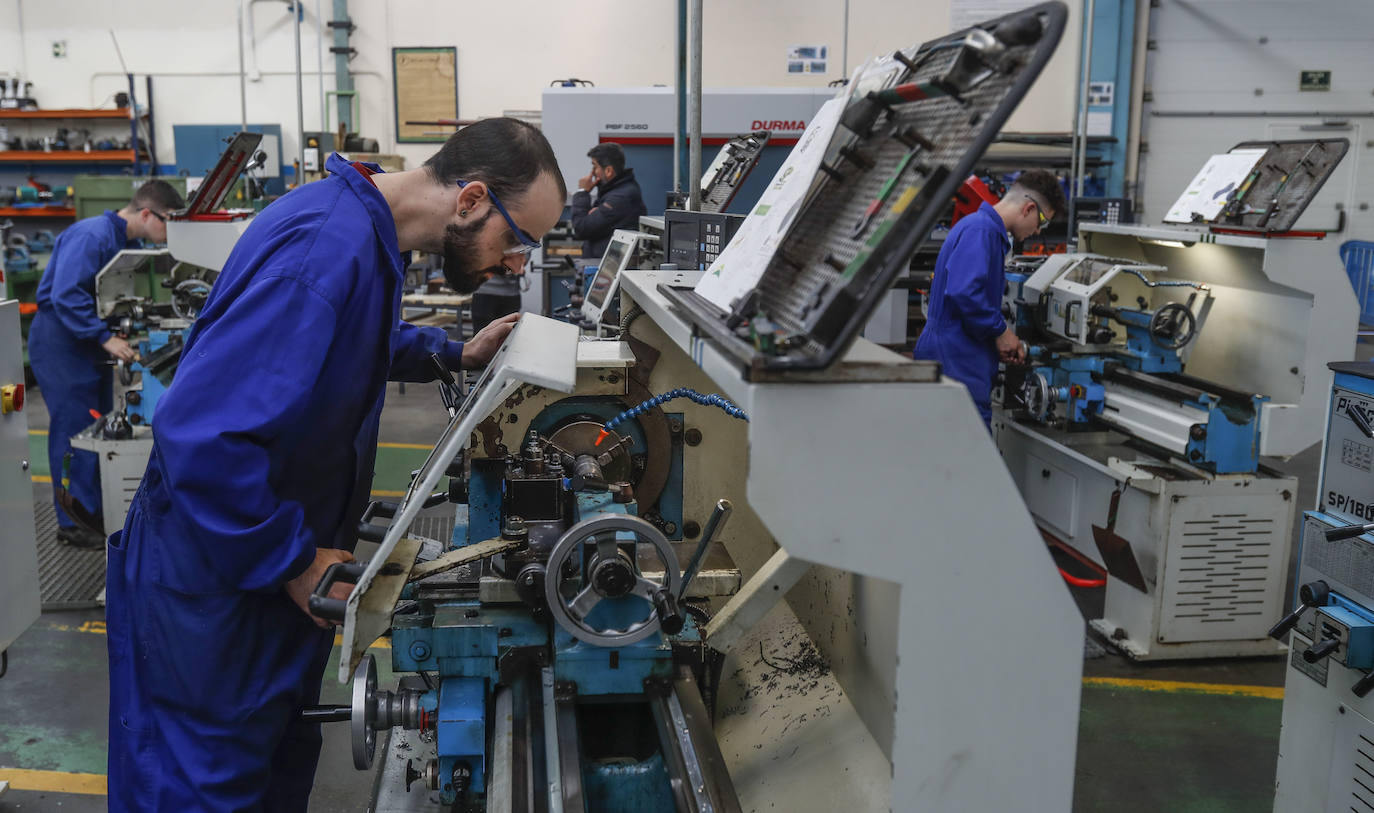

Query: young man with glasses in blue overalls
[914,169,1065,426]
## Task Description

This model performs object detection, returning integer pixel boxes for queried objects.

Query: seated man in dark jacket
[570,142,647,259]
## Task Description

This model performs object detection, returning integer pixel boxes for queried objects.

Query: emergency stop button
[1,383,24,414]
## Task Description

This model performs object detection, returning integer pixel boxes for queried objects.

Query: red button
[0,383,22,414]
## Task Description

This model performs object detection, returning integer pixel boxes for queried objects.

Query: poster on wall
[786,45,828,75]
[393,47,459,144]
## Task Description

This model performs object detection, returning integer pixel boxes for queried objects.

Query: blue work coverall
[106,153,465,811]
[913,202,1013,424]
[28,210,130,529]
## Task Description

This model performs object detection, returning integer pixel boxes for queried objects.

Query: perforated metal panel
[1160,499,1290,643]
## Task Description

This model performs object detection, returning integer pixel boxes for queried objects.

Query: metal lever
[1354,669,1374,698]
[1268,580,1330,641]
[679,499,733,601]
[298,704,352,723]
[1327,523,1374,542]
[357,493,449,543]
[1303,637,1341,663]
[1351,405,1373,439]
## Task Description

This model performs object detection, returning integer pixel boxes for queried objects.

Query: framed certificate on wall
[393,47,458,144]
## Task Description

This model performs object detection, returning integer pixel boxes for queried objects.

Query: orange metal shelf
[0,150,138,163]
[0,108,140,120]
[0,206,75,217]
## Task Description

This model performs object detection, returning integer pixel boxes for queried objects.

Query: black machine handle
[1327,523,1374,542]
[308,561,367,622]
[1268,579,1330,641]
[653,589,684,636]
[1354,669,1374,698]
[356,493,449,543]
[1303,637,1341,664]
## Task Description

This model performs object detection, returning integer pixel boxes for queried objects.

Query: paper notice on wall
[950,0,1033,30]
[693,96,846,312]
[786,44,828,75]
[1164,149,1267,224]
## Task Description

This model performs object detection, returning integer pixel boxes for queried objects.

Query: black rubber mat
[32,489,106,610]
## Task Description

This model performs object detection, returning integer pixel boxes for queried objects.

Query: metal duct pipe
[687,0,703,210]
[293,1,305,185]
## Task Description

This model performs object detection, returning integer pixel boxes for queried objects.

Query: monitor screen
[586,239,630,309]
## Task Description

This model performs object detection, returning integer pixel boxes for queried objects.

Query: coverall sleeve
[46,231,112,344]
[153,275,340,591]
[569,189,617,243]
[943,227,1008,342]
[390,321,464,380]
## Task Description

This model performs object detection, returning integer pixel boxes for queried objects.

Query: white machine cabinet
[0,299,41,660]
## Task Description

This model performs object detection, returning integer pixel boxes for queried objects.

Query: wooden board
[393,47,458,144]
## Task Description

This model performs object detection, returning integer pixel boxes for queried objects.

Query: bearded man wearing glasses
[104,118,565,811]
[914,169,1065,426]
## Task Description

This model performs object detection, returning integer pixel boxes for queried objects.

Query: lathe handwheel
[1148,303,1196,350]
[544,515,682,648]
[351,653,378,770]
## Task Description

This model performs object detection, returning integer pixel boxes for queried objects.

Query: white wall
[0,0,1083,173]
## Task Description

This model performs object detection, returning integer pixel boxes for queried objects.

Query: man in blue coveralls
[105,118,567,811]
[914,170,1065,425]
[28,180,185,548]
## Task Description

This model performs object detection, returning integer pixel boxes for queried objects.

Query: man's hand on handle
[103,336,137,364]
[996,325,1025,365]
[462,312,521,370]
[285,547,356,628]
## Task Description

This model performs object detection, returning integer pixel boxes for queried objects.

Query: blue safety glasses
[457,180,540,255]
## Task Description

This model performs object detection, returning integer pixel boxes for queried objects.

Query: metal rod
[841,0,850,81]
[316,0,326,134]
[237,0,249,131]
[293,0,305,186]
[540,668,564,813]
[679,499,731,600]
[1073,0,1096,207]
[1123,0,1148,200]
[674,0,685,193]
[687,0,703,210]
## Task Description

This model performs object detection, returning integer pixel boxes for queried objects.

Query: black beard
[440,210,508,294]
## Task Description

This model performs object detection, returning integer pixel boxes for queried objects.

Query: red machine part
[951,175,999,226]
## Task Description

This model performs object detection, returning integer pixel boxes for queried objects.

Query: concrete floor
[0,374,1325,812]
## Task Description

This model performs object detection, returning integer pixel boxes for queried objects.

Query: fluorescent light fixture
[1139,238,1194,248]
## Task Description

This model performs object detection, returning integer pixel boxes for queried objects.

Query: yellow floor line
[0,768,106,795]
[371,489,406,497]
[377,441,431,450]
[1083,676,1284,700]
[30,474,50,483]
[46,618,390,650]
[28,429,47,435]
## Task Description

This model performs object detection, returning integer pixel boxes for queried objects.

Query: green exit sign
[1300,70,1331,91]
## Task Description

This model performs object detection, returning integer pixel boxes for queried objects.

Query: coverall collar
[325,152,403,278]
[979,201,1014,250]
[103,209,133,249]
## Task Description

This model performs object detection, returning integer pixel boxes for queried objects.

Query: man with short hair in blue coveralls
[105,118,567,811]
[28,180,185,548]
[914,169,1065,425]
